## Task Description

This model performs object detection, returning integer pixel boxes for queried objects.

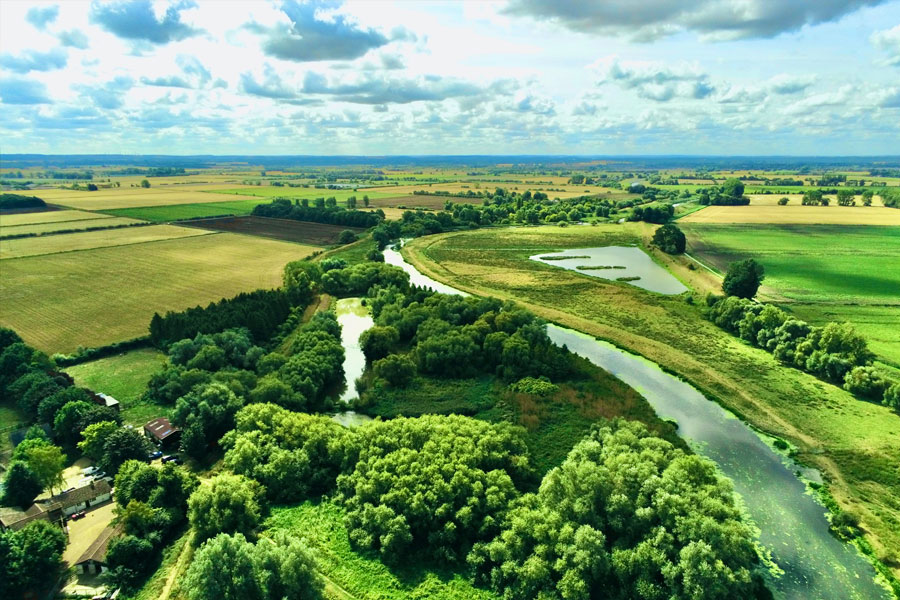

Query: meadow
[678,205,900,225]
[1,216,145,237]
[35,186,261,211]
[0,209,111,227]
[0,232,316,353]
[103,199,267,222]
[0,224,211,259]
[184,216,363,245]
[63,348,169,426]
[403,225,900,573]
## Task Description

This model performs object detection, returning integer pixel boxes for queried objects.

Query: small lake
[530,246,688,295]
[383,243,888,600]
[333,297,374,427]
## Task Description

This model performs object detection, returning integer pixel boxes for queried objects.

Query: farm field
[0,232,316,353]
[63,348,168,427]
[183,216,363,245]
[0,216,144,237]
[679,205,900,225]
[746,194,887,206]
[35,186,262,211]
[681,224,900,364]
[0,208,104,227]
[366,194,484,210]
[0,224,211,259]
[403,225,900,573]
[103,198,266,222]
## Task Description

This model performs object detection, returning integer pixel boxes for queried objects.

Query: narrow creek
[332,298,375,427]
[381,244,888,600]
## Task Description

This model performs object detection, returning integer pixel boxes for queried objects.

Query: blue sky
[0,0,898,155]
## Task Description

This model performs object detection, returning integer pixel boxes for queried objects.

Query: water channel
[379,244,888,600]
[332,298,375,427]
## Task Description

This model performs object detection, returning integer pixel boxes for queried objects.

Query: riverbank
[402,225,900,589]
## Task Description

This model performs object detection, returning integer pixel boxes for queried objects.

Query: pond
[530,246,688,295]
[332,297,374,427]
[385,243,888,600]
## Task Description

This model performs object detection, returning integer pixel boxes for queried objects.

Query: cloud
[58,29,90,49]
[768,74,816,94]
[598,58,714,102]
[0,48,68,74]
[504,0,889,41]
[177,55,212,86]
[90,0,201,44]
[871,25,900,66]
[140,75,192,88]
[0,78,52,104]
[256,0,392,61]
[26,5,59,30]
[300,72,508,104]
[878,87,900,107]
[77,76,134,109]
[240,69,298,100]
[572,101,598,116]
[34,106,111,130]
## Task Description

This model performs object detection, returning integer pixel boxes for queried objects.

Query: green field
[211,187,402,203]
[681,224,900,365]
[64,348,168,426]
[263,501,499,600]
[404,225,900,574]
[104,199,266,222]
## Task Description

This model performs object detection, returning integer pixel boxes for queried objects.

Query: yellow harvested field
[34,186,261,210]
[0,232,315,353]
[747,194,886,206]
[0,224,211,259]
[1,216,144,237]
[358,182,610,199]
[679,205,900,225]
[0,209,111,227]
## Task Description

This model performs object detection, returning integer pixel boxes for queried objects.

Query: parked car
[148,450,163,460]
[70,511,86,520]
[92,471,107,480]
[82,466,99,476]
[161,455,182,465]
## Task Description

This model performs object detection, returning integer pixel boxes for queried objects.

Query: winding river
[332,298,375,428]
[381,245,888,600]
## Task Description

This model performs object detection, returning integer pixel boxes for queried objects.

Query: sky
[0,0,899,156]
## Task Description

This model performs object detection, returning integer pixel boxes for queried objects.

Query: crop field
[0,209,104,227]
[263,502,500,600]
[34,186,262,211]
[64,348,169,426]
[366,194,484,210]
[682,224,900,364]
[403,225,900,570]
[183,216,363,245]
[0,224,211,259]
[103,199,265,222]
[0,232,315,353]
[679,205,900,225]
[746,194,887,207]
[1,216,143,237]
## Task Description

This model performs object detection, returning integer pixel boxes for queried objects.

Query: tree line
[0,193,46,210]
[251,198,383,228]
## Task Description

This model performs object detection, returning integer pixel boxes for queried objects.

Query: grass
[682,224,900,365]
[104,199,267,222]
[263,501,500,600]
[679,205,900,225]
[1,216,144,237]
[0,224,212,260]
[0,209,111,227]
[63,348,168,426]
[0,233,316,353]
[121,531,192,600]
[34,185,260,211]
[403,224,900,578]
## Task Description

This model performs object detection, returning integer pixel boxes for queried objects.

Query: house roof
[0,503,50,530]
[75,523,123,566]
[144,417,180,441]
[48,479,112,511]
[97,393,119,407]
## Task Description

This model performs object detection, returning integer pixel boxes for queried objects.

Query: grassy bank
[403,224,900,579]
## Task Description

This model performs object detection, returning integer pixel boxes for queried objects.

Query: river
[332,298,375,427]
[381,244,888,600]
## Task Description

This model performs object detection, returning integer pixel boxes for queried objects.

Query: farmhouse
[74,523,122,575]
[48,479,113,517]
[144,417,181,449]
[0,503,53,531]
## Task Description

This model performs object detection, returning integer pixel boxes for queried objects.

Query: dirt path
[158,535,193,600]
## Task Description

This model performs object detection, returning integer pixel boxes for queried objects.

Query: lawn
[0,232,315,353]
[262,501,500,600]
[403,225,900,576]
[64,348,168,427]
[0,224,212,259]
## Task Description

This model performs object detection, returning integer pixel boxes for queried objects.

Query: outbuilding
[74,524,122,575]
[143,417,181,449]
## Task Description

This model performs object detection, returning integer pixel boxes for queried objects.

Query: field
[183,216,363,245]
[0,224,211,259]
[0,233,316,353]
[0,209,101,227]
[63,348,168,426]
[1,216,143,237]
[682,224,900,364]
[366,195,484,210]
[34,186,261,211]
[679,205,900,225]
[103,199,266,222]
[403,225,900,574]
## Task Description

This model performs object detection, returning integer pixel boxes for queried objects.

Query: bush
[722,258,765,299]
[188,473,267,544]
[652,223,686,254]
[372,354,416,387]
[843,366,888,400]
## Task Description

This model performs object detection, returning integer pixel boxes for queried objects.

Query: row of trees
[251,198,382,228]
[705,296,899,410]
[0,192,46,209]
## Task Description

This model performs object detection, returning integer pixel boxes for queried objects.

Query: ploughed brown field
[180,215,363,245]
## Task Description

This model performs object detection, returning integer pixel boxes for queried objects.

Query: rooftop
[144,417,180,442]
[75,523,123,566]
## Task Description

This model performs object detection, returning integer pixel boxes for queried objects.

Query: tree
[77,420,119,462]
[140,179,151,188]
[337,229,357,244]
[53,400,96,447]
[836,189,855,206]
[174,382,244,459]
[188,473,267,544]
[359,326,399,362]
[0,520,67,598]
[38,385,90,425]
[723,177,745,199]
[105,534,155,590]
[778,197,789,205]
[0,461,43,508]
[722,259,765,299]
[24,443,65,495]
[372,355,416,387]
[98,428,151,475]
[652,223,686,254]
